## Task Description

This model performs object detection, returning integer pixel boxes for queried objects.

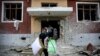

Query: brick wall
[0,0,31,34]
[67,0,100,33]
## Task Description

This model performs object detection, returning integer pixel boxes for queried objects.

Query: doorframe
[41,19,60,39]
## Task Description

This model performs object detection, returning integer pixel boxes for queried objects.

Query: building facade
[0,0,32,46]
[0,0,100,56]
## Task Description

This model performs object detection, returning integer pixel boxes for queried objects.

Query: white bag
[31,37,42,55]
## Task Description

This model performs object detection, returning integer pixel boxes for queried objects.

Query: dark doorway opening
[41,20,60,39]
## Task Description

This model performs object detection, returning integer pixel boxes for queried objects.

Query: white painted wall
[0,34,36,47]
[70,33,100,46]
[0,33,100,47]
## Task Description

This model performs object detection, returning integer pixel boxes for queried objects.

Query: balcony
[27,7,73,16]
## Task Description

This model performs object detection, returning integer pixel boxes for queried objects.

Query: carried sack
[31,37,44,55]
[48,38,56,54]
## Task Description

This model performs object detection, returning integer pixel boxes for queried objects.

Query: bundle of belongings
[31,37,57,56]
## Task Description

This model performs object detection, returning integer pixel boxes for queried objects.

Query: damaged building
[0,0,100,56]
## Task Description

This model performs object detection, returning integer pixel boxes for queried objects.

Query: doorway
[41,20,60,39]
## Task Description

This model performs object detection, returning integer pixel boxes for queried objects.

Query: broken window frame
[1,1,23,23]
[41,3,57,7]
[76,2,100,22]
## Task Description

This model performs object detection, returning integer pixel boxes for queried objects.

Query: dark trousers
[43,48,48,56]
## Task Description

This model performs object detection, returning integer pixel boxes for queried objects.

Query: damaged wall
[64,0,100,46]
[0,0,31,34]
[0,34,34,46]
[71,33,100,46]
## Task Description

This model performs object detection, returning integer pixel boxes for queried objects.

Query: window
[41,3,57,7]
[1,1,23,22]
[76,2,99,22]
